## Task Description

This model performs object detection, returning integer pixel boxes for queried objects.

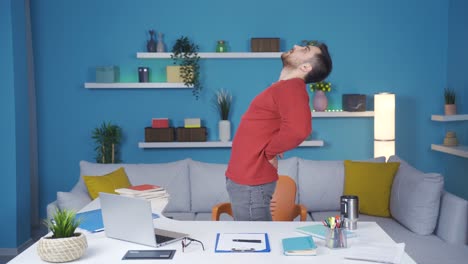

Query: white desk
[9,200,417,264]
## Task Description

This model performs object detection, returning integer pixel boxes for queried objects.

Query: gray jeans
[226,178,277,221]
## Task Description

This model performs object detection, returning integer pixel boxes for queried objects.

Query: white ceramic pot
[37,232,87,263]
[218,120,231,142]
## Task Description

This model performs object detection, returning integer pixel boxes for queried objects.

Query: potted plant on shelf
[310,80,332,112]
[170,36,202,99]
[212,89,233,142]
[92,121,122,163]
[444,88,456,115]
[37,209,87,263]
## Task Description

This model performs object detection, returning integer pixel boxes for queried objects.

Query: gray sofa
[47,156,468,264]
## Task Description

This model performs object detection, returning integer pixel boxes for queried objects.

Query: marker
[232,239,261,243]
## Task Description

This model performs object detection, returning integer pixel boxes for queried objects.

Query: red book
[115,184,164,195]
[128,184,161,191]
[152,118,169,128]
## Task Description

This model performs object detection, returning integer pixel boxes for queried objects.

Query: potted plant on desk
[37,209,87,263]
[212,89,233,142]
[444,88,456,115]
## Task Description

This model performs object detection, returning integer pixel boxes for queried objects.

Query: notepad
[282,236,317,256]
[296,224,356,240]
[215,233,270,253]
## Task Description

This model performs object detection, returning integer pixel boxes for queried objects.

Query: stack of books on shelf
[115,184,169,211]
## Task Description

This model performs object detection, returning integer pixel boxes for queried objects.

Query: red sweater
[226,78,312,185]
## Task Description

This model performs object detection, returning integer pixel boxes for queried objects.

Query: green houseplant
[92,121,122,163]
[37,209,87,262]
[171,36,202,99]
[444,88,456,115]
[212,89,233,142]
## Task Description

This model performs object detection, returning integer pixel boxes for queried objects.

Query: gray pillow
[57,191,92,212]
[389,155,444,235]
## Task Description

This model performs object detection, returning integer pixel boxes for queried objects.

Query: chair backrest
[270,175,298,221]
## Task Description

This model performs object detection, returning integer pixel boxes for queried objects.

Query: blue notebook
[76,209,159,233]
[296,224,356,239]
[282,236,317,256]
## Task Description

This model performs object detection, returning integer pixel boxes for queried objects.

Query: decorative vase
[37,233,87,263]
[156,32,165,52]
[218,120,231,142]
[313,90,328,112]
[444,104,457,115]
[443,131,458,146]
[216,40,227,52]
[146,30,156,52]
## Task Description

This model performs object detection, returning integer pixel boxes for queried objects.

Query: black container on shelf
[138,67,150,82]
[342,94,366,112]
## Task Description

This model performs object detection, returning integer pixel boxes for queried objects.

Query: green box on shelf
[96,66,120,83]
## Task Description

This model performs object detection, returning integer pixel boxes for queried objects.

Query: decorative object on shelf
[176,127,207,142]
[145,127,175,142]
[444,88,456,115]
[443,131,458,146]
[92,121,122,164]
[37,209,87,263]
[156,32,165,52]
[342,94,366,112]
[212,89,233,142]
[152,118,169,128]
[171,36,202,99]
[310,81,332,112]
[184,118,201,128]
[251,38,280,52]
[216,40,227,52]
[374,93,395,159]
[96,66,119,83]
[166,66,186,83]
[138,67,150,82]
[146,30,157,52]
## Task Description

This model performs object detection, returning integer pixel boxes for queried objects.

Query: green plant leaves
[171,36,202,99]
[44,209,81,238]
[92,121,122,163]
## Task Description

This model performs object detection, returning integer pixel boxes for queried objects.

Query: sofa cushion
[56,191,91,212]
[78,159,190,212]
[278,157,299,182]
[189,160,230,212]
[83,167,131,199]
[297,157,385,212]
[389,155,444,235]
[344,160,400,217]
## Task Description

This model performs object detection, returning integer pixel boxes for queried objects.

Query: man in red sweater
[225,43,332,221]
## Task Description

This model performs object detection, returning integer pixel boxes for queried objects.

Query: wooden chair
[212,175,308,221]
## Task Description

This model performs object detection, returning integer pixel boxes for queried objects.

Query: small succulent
[444,88,456,105]
[44,209,81,238]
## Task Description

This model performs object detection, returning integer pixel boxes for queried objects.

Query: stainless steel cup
[340,195,359,230]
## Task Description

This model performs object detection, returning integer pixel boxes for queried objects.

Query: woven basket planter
[37,233,87,263]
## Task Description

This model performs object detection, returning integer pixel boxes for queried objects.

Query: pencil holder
[325,228,347,249]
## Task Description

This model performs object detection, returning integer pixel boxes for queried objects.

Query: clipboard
[215,233,270,253]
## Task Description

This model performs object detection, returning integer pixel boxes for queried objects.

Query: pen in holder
[325,227,347,249]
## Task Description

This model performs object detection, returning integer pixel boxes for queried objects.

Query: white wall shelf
[312,111,374,117]
[138,140,324,149]
[431,114,468,122]
[431,144,468,158]
[136,52,282,59]
[84,82,190,89]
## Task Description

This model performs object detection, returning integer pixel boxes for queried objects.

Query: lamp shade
[374,93,395,158]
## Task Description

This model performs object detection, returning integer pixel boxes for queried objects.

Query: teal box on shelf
[96,66,120,83]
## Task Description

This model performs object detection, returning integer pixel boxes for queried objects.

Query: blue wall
[445,0,468,198]
[0,0,31,249]
[28,0,463,220]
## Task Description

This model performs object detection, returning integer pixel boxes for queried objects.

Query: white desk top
[9,199,417,264]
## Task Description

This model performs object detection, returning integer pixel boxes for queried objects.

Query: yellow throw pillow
[343,160,400,217]
[83,167,131,200]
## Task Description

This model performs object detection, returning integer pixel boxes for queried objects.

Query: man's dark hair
[304,42,332,84]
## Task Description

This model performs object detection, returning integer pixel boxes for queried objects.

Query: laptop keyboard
[155,234,174,243]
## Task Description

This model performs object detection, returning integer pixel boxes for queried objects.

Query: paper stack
[115,184,169,211]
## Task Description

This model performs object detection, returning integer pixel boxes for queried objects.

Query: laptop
[99,192,188,247]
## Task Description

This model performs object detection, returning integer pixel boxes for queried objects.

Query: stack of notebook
[282,236,317,256]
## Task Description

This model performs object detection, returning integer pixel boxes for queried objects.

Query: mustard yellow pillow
[83,167,131,200]
[344,160,400,217]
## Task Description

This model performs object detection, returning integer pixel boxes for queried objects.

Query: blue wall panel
[29,0,462,218]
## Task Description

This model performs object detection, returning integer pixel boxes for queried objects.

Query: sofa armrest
[436,191,468,245]
[46,201,59,220]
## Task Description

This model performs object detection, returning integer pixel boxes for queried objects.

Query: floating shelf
[136,52,282,59]
[138,140,324,149]
[84,82,190,89]
[431,144,468,158]
[312,111,374,117]
[431,114,468,122]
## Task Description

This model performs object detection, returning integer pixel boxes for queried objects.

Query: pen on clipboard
[232,239,262,243]
[231,248,255,252]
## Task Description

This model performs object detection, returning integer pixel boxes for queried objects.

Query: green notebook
[282,236,317,256]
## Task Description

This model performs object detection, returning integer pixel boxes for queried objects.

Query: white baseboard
[0,238,33,256]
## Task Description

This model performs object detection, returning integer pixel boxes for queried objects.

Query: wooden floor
[0,225,48,264]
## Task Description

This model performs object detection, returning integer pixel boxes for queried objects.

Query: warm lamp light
[374,93,395,159]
